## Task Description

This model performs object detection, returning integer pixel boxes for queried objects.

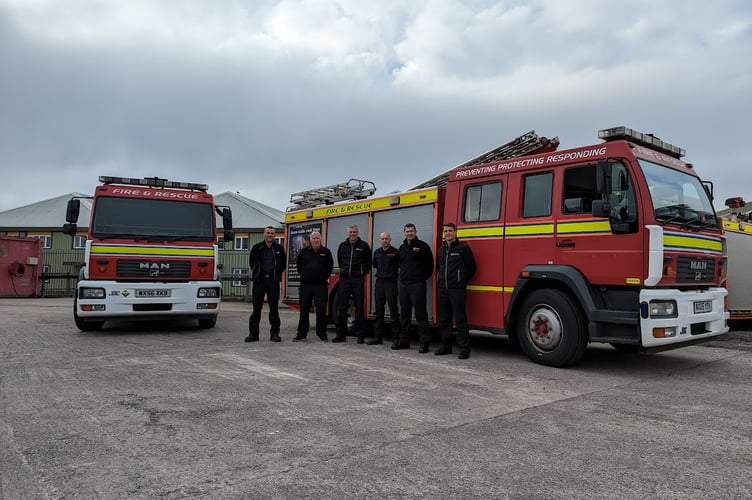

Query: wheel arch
[505,265,601,341]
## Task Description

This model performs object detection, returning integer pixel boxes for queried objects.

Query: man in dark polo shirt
[369,231,400,345]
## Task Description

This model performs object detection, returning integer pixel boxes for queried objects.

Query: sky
[1,0,751,214]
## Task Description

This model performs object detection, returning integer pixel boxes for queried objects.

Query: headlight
[79,287,106,299]
[197,287,220,298]
[649,300,677,318]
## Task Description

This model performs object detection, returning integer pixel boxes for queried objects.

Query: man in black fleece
[393,223,434,352]
[294,232,334,341]
[434,222,477,359]
[333,224,372,343]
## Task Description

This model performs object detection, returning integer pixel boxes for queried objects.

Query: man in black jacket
[333,224,372,343]
[393,223,434,352]
[435,222,477,359]
[246,226,286,342]
[294,232,334,341]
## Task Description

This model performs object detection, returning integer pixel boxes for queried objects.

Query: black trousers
[336,276,365,337]
[399,281,430,346]
[248,277,281,337]
[438,287,470,354]
[373,278,399,339]
[297,282,328,337]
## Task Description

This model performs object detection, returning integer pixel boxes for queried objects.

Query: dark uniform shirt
[296,245,334,284]
[398,236,433,284]
[337,237,372,278]
[249,240,286,282]
[436,239,477,289]
[373,245,400,279]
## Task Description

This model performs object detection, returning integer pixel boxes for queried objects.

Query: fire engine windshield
[91,196,216,241]
[640,159,719,230]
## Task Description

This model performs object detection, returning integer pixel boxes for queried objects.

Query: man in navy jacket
[435,222,477,359]
[246,226,286,342]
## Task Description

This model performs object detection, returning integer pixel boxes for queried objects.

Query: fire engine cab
[283,127,728,366]
[63,176,233,331]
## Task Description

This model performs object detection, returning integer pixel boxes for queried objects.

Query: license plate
[135,289,171,298]
[694,300,712,314]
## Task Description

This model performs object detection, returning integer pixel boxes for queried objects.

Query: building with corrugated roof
[0,191,284,299]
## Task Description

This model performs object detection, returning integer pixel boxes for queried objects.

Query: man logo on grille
[139,262,170,276]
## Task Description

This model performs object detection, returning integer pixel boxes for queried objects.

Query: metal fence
[38,249,253,300]
[39,273,253,300]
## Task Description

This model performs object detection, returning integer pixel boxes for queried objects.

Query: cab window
[562,165,598,214]
[523,172,552,218]
[464,182,502,223]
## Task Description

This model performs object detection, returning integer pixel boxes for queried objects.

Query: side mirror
[617,170,629,191]
[66,199,80,223]
[703,181,714,202]
[592,199,611,218]
[222,207,233,231]
[63,223,78,236]
[221,207,233,242]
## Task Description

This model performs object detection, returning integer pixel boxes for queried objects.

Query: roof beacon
[598,126,686,159]
[98,176,209,192]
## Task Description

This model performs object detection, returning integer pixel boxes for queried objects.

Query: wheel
[198,317,217,329]
[516,289,587,367]
[73,298,104,331]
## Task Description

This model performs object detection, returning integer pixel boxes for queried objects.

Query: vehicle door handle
[556,240,575,248]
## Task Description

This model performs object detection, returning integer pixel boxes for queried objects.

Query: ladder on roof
[289,178,377,210]
[409,130,560,190]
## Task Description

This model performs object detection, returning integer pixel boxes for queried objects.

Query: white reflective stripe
[645,225,663,286]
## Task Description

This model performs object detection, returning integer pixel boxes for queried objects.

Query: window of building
[234,236,249,251]
[464,182,502,223]
[523,173,553,218]
[232,267,249,287]
[30,235,52,249]
[73,235,87,249]
[217,237,225,251]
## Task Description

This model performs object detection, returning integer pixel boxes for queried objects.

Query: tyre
[73,298,104,331]
[198,317,217,329]
[516,289,587,367]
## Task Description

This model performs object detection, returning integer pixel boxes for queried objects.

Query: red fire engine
[283,127,728,366]
[63,176,233,331]
[721,196,752,320]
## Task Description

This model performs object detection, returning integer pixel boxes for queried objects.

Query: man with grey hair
[333,224,372,343]
[293,231,333,342]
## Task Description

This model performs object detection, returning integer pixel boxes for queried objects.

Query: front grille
[133,304,172,312]
[675,256,715,283]
[690,322,708,335]
[116,260,191,278]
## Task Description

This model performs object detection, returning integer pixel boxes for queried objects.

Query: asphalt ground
[1,298,751,499]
